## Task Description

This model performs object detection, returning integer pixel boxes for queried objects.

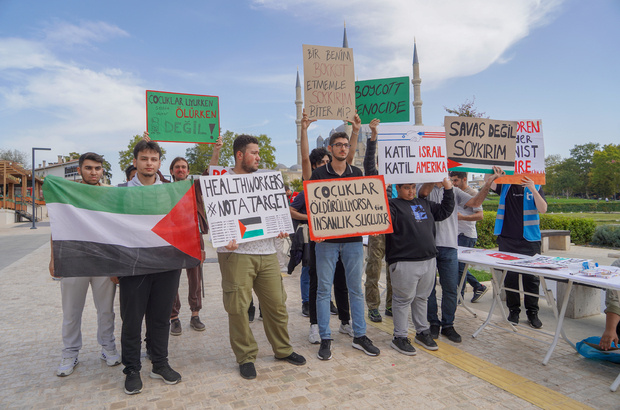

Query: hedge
[591,225,620,248]
[476,211,597,249]
[482,202,620,213]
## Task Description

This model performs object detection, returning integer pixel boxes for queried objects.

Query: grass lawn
[469,268,493,282]
[548,212,620,225]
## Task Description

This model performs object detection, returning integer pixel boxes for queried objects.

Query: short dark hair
[328,132,349,146]
[134,140,162,159]
[78,152,104,168]
[309,147,331,168]
[124,165,136,181]
[449,171,467,179]
[169,157,188,173]
[233,134,259,159]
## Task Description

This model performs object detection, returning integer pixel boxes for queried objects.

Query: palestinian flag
[238,217,264,239]
[43,176,201,277]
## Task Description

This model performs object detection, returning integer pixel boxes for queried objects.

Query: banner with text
[377,125,448,184]
[146,90,220,144]
[495,119,545,184]
[199,171,294,248]
[302,44,355,121]
[355,76,409,124]
[445,116,517,174]
[304,175,393,241]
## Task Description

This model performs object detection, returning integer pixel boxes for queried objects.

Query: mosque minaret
[412,39,423,126]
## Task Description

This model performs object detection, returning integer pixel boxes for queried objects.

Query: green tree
[544,154,563,197]
[444,96,489,118]
[590,144,620,199]
[64,152,80,162]
[569,142,600,197]
[290,178,304,192]
[118,135,167,172]
[553,158,581,199]
[0,149,29,167]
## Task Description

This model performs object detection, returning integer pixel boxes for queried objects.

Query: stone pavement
[0,221,618,409]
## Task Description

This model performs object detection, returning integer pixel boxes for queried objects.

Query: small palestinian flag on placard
[43,176,201,277]
[238,217,264,239]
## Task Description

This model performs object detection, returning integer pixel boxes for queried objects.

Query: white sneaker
[57,357,78,377]
[101,348,121,366]
[339,322,354,337]
[309,324,320,344]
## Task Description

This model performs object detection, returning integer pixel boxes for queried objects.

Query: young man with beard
[217,134,306,380]
[50,152,120,377]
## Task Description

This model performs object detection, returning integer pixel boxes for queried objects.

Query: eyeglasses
[331,143,351,149]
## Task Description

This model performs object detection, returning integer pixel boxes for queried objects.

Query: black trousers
[498,236,541,314]
[309,242,350,325]
[119,270,181,372]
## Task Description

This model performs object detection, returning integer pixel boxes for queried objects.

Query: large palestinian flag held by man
[43,176,201,277]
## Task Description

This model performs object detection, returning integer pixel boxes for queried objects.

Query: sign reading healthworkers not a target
[304,175,393,241]
[355,76,410,124]
[146,90,220,144]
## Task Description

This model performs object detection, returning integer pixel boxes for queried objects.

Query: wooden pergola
[0,160,44,211]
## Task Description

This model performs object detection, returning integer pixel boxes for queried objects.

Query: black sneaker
[124,369,143,395]
[471,285,489,303]
[430,324,440,339]
[390,337,416,356]
[507,311,519,325]
[414,332,439,351]
[527,312,543,329]
[150,363,182,385]
[384,307,393,317]
[318,339,332,361]
[275,352,306,366]
[170,318,182,336]
[301,302,309,317]
[440,327,462,343]
[248,304,256,323]
[239,362,256,379]
[368,309,382,323]
[330,301,338,315]
[352,335,380,356]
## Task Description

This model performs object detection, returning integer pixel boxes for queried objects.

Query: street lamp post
[31,147,51,229]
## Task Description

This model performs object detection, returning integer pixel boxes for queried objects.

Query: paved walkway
[1,221,619,409]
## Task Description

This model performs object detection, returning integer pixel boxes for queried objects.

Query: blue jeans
[300,265,310,303]
[315,242,365,339]
[458,234,483,296]
[427,246,458,328]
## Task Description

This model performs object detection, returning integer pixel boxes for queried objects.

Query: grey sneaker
[101,348,121,366]
[414,332,439,351]
[339,322,354,337]
[170,318,182,336]
[391,337,416,356]
[57,357,78,377]
[309,324,321,344]
[352,335,380,356]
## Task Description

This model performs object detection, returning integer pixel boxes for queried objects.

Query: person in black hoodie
[385,178,454,356]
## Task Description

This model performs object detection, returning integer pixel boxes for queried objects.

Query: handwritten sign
[304,176,392,241]
[146,90,219,144]
[377,125,448,184]
[355,76,409,124]
[199,171,294,247]
[445,116,517,174]
[495,119,545,184]
[302,44,355,121]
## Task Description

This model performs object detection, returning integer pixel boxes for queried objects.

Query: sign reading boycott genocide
[445,116,517,175]
[146,90,220,144]
[377,125,448,184]
[303,175,393,241]
[495,119,546,185]
[302,44,355,121]
[355,76,409,124]
[199,171,295,248]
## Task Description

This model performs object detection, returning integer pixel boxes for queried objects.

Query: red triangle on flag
[447,158,462,169]
[152,186,201,260]
[238,220,247,238]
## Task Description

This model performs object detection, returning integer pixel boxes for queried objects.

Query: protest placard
[302,44,355,121]
[304,175,392,241]
[355,76,409,124]
[495,119,545,184]
[376,125,448,184]
[199,171,294,248]
[445,116,517,174]
[146,90,219,144]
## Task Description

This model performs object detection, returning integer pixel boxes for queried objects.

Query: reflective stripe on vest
[494,184,541,241]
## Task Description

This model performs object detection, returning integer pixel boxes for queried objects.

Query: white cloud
[43,21,130,46]
[254,0,565,87]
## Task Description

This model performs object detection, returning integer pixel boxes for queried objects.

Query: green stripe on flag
[42,176,191,215]
[244,229,265,239]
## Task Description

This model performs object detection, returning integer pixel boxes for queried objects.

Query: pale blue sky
[0,0,618,184]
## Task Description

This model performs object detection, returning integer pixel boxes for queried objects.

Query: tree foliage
[444,96,489,118]
[0,149,29,167]
[569,142,600,197]
[118,135,167,173]
[590,144,620,199]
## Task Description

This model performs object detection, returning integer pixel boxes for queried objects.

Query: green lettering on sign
[146,90,220,144]
[354,76,410,124]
